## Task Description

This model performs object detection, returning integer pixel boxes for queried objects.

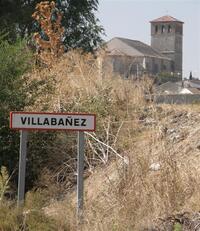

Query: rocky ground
[44,104,200,230]
[142,105,200,231]
[149,212,200,231]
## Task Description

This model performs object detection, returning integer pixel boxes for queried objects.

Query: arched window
[171,62,175,72]
[168,25,172,33]
[161,25,165,33]
[162,65,166,71]
[153,64,158,74]
[155,25,158,34]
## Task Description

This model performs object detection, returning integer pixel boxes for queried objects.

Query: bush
[155,72,182,85]
[0,37,52,192]
[0,38,33,181]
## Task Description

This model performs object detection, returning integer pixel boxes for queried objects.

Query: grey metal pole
[17,130,28,207]
[77,131,84,219]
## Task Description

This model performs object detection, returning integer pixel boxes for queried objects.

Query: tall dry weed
[32,1,64,66]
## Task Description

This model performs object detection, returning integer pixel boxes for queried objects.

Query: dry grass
[43,104,200,231]
[27,50,149,114]
[77,104,200,231]
[4,50,200,230]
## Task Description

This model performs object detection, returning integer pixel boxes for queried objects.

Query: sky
[97,0,200,78]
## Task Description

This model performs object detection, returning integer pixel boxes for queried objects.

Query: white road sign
[10,112,96,131]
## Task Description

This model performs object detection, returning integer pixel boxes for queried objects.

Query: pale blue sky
[97,0,200,78]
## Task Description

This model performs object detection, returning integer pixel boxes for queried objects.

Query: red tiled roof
[150,15,184,23]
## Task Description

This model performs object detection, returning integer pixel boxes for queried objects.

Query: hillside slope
[44,104,200,230]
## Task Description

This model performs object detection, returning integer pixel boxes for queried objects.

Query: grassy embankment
[1,51,200,230]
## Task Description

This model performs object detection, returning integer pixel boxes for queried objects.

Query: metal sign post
[10,111,96,216]
[77,131,85,219]
[17,130,28,206]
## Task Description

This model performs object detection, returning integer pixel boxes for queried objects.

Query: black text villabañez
[20,116,87,127]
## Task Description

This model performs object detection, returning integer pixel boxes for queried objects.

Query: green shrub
[0,38,32,182]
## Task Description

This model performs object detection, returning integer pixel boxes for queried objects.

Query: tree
[0,0,104,52]
[56,0,104,52]
[189,71,192,80]
[0,0,41,40]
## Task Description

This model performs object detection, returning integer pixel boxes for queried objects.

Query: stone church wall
[102,55,173,78]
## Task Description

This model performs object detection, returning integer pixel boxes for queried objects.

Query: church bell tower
[150,15,184,76]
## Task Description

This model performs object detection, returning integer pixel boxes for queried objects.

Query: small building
[155,81,200,95]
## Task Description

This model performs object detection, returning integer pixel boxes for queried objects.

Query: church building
[102,15,184,79]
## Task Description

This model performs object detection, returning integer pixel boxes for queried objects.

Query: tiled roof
[106,37,171,60]
[189,79,200,84]
[187,87,200,94]
[184,79,200,88]
[150,15,184,23]
[155,82,182,94]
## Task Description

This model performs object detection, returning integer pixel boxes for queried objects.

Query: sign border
[10,111,96,132]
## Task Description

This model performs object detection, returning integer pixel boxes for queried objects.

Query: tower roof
[150,15,184,24]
